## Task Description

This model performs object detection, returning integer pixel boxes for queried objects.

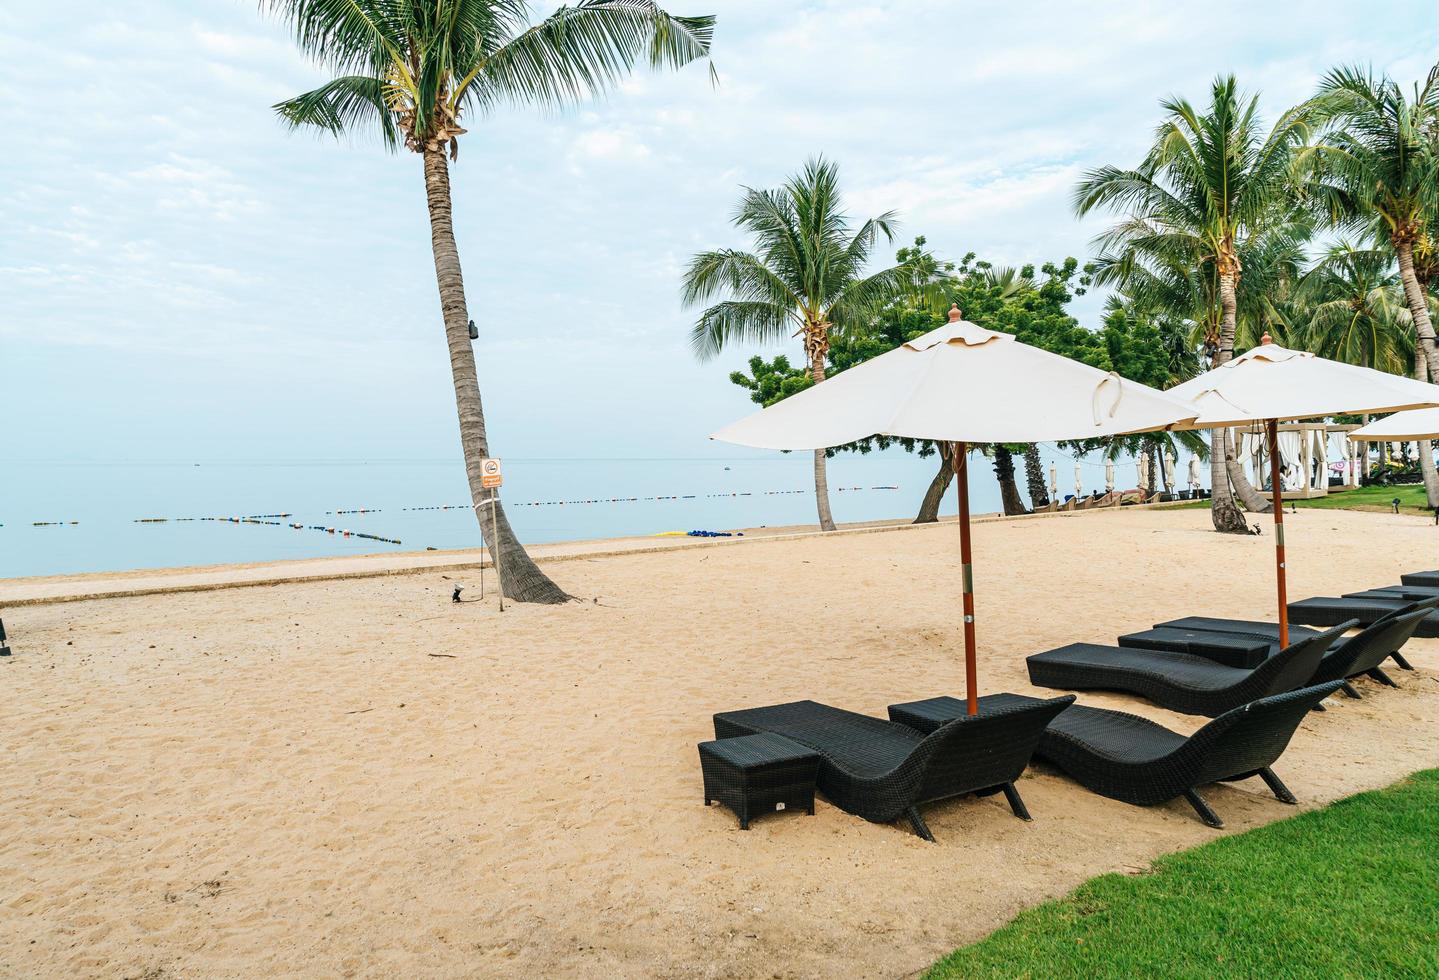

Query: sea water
[1,448,1183,578]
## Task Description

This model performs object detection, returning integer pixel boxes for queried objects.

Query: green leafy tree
[683,157,907,530]
[265,0,714,603]
[1076,75,1313,534]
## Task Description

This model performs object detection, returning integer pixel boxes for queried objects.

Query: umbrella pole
[953,441,979,715]
[1266,419,1289,647]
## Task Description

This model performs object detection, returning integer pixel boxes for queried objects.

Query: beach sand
[2,507,1437,978]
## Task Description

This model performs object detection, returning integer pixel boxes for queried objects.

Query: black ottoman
[698,732,819,830]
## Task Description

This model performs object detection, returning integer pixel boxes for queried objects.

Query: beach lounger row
[703,572,1432,839]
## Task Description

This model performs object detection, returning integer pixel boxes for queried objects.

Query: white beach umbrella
[1136,454,1149,492]
[1048,463,1058,499]
[1188,456,1202,492]
[1105,460,1115,493]
[1351,407,1439,441]
[1163,450,1176,493]
[1074,461,1083,496]
[711,306,1198,713]
[1169,336,1439,645]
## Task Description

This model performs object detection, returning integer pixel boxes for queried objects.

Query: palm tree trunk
[914,443,953,523]
[1415,349,1439,507]
[1226,428,1273,512]
[422,147,572,603]
[1144,441,1159,496]
[1022,444,1049,508]
[1209,272,1250,533]
[992,446,1027,516]
[1397,240,1439,382]
[808,354,837,531]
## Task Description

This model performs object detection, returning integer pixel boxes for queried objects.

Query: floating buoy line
[11,486,901,539]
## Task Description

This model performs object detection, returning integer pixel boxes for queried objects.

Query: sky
[3,0,1438,465]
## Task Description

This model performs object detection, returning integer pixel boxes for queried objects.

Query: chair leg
[1310,701,1327,712]
[1341,681,1362,700]
[1258,767,1297,805]
[1389,651,1415,671]
[1367,667,1399,688]
[1001,783,1032,821]
[1183,789,1224,828]
[905,807,935,842]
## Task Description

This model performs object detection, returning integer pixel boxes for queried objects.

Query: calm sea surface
[3,448,1190,578]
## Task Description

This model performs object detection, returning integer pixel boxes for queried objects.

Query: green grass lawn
[1163,484,1433,515]
[1290,483,1433,514]
[925,770,1439,979]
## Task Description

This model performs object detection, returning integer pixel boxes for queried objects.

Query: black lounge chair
[1033,682,1343,827]
[1159,597,1437,674]
[1288,595,1439,638]
[712,693,1074,841]
[1024,625,1347,717]
[1147,610,1431,698]
[1401,569,1439,588]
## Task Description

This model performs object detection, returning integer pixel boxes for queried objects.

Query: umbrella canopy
[1351,407,1439,441]
[711,307,1198,713]
[1168,342,1439,427]
[1105,460,1115,492]
[1074,461,1083,495]
[712,312,1202,449]
[1168,337,1439,646]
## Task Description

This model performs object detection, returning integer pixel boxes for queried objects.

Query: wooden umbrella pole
[1267,419,1289,648]
[953,441,979,715]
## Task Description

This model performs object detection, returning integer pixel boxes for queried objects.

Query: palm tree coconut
[267,0,715,602]
[682,157,907,530]
[1076,76,1313,533]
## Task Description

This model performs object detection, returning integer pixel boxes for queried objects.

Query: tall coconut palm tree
[682,157,907,530]
[1294,241,1412,374]
[1307,64,1439,377]
[265,1,714,603]
[1075,76,1313,533]
[1306,64,1439,504]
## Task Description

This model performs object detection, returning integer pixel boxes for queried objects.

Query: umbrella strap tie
[1092,372,1122,425]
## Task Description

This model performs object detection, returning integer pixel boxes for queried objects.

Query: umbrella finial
[1261,332,1273,345]
[948,304,962,323]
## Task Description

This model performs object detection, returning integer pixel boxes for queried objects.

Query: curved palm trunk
[422,148,572,603]
[1226,429,1272,513]
[1414,349,1439,507]
[1022,444,1049,508]
[992,446,1027,516]
[808,354,837,531]
[1209,272,1251,534]
[1397,241,1439,508]
[1398,241,1439,382]
[914,442,953,523]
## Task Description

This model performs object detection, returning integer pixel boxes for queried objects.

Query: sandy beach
[3,506,1437,979]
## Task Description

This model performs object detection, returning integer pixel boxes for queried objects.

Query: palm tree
[682,157,906,530]
[1307,65,1439,378]
[1306,64,1439,504]
[265,1,714,603]
[1294,242,1412,374]
[1076,76,1313,534]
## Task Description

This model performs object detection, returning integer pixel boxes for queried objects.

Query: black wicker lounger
[1401,569,1439,588]
[1288,595,1439,637]
[1024,625,1345,717]
[1159,597,1437,673]
[712,694,1074,841]
[1144,611,1430,697]
[1033,682,1343,827]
